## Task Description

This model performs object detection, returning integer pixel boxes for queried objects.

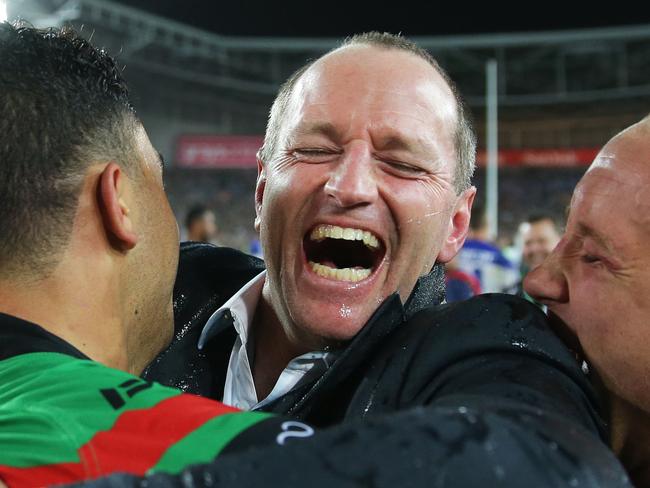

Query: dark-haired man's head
[0,22,138,277]
[0,23,179,374]
[185,205,218,243]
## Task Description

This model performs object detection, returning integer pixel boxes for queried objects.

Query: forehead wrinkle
[303,61,456,124]
[633,185,650,229]
[301,98,441,124]
[573,171,650,244]
[575,222,617,254]
[293,121,341,140]
[576,168,642,205]
[370,129,443,166]
[586,170,650,212]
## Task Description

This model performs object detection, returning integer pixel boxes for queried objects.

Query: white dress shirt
[198,271,334,410]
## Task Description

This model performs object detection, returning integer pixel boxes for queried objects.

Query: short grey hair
[258,31,476,193]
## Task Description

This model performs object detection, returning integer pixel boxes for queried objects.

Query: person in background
[521,214,562,274]
[249,237,263,258]
[444,255,481,302]
[185,204,219,243]
[456,202,519,293]
[517,213,562,302]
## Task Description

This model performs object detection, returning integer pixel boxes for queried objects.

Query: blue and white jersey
[456,239,519,294]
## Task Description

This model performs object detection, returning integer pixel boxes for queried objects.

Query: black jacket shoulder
[143,242,264,394]
[268,293,605,441]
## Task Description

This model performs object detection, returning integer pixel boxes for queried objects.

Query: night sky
[111,1,649,38]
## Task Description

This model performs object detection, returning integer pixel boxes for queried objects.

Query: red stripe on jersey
[0,395,239,487]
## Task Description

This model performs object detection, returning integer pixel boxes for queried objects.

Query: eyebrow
[293,122,340,142]
[377,135,419,154]
[293,122,429,157]
[576,223,615,253]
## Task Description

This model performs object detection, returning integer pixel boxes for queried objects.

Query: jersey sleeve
[0,353,293,487]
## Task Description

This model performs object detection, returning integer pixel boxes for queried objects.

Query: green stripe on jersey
[151,412,274,474]
[0,352,181,467]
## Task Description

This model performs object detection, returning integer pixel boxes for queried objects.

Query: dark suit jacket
[127,242,630,487]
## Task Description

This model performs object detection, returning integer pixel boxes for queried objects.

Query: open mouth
[303,224,385,283]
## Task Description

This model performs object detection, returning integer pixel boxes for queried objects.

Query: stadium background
[3,0,650,256]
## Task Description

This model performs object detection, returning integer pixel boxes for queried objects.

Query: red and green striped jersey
[0,314,287,488]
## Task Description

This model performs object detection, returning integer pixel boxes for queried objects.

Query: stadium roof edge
[81,0,650,52]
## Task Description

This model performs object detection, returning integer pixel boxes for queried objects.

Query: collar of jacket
[257,263,446,417]
[201,263,446,339]
[0,312,89,362]
[403,263,446,318]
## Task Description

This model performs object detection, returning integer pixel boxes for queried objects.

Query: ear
[437,186,476,263]
[254,155,266,233]
[98,162,138,251]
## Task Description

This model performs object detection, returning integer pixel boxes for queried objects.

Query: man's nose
[523,248,569,305]
[324,143,378,208]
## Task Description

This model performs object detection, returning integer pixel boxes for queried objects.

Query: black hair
[185,205,212,230]
[0,22,138,278]
[527,213,560,232]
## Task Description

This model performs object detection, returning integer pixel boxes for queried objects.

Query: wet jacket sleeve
[65,297,632,488]
[65,403,630,488]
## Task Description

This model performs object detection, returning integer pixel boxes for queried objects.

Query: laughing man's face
[255,45,473,348]
[525,120,650,414]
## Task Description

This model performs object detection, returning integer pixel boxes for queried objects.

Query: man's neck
[0,276,132,373]
[610,396,650,486]
[250,285,317,400]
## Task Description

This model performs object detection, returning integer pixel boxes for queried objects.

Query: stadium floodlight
[0,0,7,22]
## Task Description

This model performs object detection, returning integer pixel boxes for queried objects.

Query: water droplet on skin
[339,304,352,318]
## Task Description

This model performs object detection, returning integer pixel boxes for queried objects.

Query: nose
[324,143,378,208]
[523,247,569,305]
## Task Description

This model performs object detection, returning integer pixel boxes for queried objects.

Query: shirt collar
[198,263,447,351]
[198,271,266,350]
[0,312,89,362]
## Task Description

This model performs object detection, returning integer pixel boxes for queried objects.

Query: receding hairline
[259,32,476,193]
[296,42,458,116]
[275,43,461,167]
[588,119,650,178]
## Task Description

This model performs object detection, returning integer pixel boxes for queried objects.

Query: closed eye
[292,148,339,163]
[581,254,602,265]
[381,160,427,178]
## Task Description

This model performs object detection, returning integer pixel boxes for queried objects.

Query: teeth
[310,262,372,282]
[309,225,380,250]
[362,231,379,249]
